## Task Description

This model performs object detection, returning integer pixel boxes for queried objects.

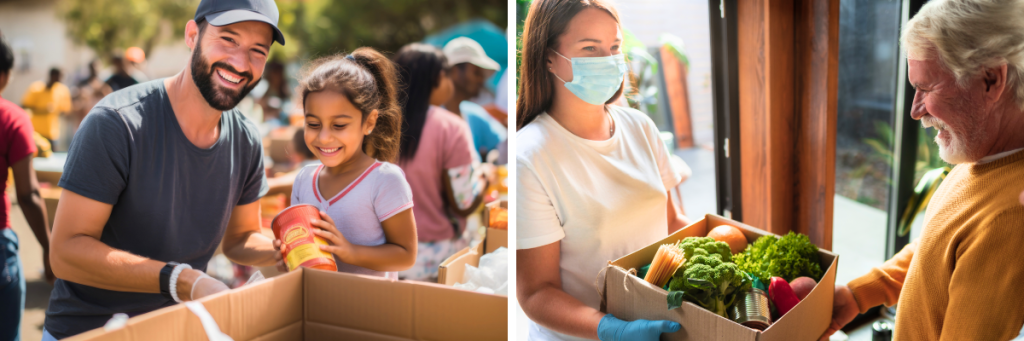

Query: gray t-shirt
[44,80,268,339]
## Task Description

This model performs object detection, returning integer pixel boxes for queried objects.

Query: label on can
[282,225,334,271]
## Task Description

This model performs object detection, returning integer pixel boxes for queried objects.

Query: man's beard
[190,43,258,111]
[922,110,981,165]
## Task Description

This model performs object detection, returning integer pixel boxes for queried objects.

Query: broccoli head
[666,237,751,318]
[678,236,733,264]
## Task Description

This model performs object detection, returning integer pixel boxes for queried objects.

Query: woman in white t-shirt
[516,1,690,340]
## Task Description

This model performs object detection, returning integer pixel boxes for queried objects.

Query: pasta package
[644,244,686,288]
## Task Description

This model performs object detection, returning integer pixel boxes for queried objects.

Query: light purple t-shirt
[291,161,414,277]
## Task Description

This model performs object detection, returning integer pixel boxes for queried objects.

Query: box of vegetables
[601,214,838,341]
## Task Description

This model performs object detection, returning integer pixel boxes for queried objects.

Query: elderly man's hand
[820,285,860,340]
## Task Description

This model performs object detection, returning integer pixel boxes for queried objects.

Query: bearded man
[821,0,1024,340]
[42,0,286,339]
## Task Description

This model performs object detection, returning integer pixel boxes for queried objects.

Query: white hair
[901,0,1024,110]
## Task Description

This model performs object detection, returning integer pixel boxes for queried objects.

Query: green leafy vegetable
[665,237,751,318]
[733,232,823,282]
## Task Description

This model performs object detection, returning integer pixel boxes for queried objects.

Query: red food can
[271,204,337,272]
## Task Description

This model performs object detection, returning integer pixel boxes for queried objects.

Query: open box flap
[438,242,484,286]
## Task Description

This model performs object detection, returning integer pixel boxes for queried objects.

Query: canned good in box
[271,204,337,272]
[731,287,772,330]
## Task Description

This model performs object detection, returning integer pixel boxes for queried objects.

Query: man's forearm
[51,234,165,293]
[223,231,277,267]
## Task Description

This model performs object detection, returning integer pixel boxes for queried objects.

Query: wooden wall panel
[793,0,839,250]
[660,47,695,149]
[736,0,839,250]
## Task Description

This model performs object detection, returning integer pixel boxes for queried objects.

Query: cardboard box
[438,227,508,287]
[603,214,838,341]
[40,187,61,230]
[439,199,508,287]
[36,170,62,187]
[264,126,299,165]
[482,200,508,231]
[66,267,507,341]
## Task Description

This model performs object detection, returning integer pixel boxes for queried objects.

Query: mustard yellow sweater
[849,150,1024,340]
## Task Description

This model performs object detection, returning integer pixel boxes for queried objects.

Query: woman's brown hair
[297,47,402,163]
[517,0,625,130]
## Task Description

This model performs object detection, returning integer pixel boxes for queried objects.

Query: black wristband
[159,262,180,300]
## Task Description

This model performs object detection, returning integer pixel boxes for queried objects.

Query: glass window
[832,0,902,285]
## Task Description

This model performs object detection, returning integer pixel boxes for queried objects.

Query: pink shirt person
[399,105,476,241]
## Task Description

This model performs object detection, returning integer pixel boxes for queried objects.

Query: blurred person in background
[493,70,509,165]
[0,33,54,341]
[515,1,689,340]
[71,60,112,135]
[21,67,71,149]
[265,129,321,202]
[442,37,506,160]
[257,61,290,126]
[485,69,510,127]
[124,47,150,83]
[104,56,138,92]
[392,43,490,282]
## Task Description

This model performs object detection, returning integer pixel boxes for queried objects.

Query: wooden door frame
[732,0,840,250]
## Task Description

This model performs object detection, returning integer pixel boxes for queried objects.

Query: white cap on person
[443,37,499,71]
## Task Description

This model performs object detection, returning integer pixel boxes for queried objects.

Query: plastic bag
[454,247,508,295]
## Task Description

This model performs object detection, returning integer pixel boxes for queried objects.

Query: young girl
[274,48,417,278]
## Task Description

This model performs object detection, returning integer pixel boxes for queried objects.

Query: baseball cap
[194,0,286,46]
[443,37,499,71]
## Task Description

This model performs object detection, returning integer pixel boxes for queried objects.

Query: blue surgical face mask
[550,49,628,105]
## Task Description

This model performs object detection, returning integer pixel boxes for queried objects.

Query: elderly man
[43,0,286,339]
[822,0,1024,339]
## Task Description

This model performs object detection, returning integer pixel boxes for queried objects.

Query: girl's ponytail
[349,48,402,163]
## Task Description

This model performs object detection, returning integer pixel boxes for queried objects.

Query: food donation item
[707,224,748,254]
[665,237,750,318]
[488,205,508,230]
[643,244,687,288]
[271,204,338,272]
[768,277,800,318]
[734,232,823,282]
[789,276,817,300]
[730,287,772,330]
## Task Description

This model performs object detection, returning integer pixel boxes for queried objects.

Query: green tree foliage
[281,0,506,57]
[60,0,199,56]
[60,0,505,62]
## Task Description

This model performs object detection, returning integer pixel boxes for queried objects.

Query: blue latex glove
[597,314,681,341]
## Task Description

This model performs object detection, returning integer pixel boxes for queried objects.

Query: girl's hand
[272,239,287,272]
[311,211,353,261]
